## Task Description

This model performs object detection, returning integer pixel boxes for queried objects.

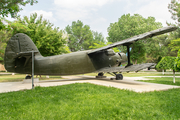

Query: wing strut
[125,44,133,67]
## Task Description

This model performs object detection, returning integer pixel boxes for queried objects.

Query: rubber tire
[116,74,123,80]
[98,72,104,76]
[25,76,31,79]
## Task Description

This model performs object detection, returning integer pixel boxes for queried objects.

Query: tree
[107,14,162,64]
[92,31,105,44]
[65,20,94,52]
[168,0,180,39]
[156,56,176,83]
[145,34,176,63]
[13,13,69,56]
[175,49,180,71]
[0,30,12,62]
[0,17,30,61]
[0,0,38,18]
[169,38,180,53]
[89,42,119,53]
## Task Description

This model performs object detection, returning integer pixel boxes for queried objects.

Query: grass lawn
[85,72,180,77]
[139,77,180,86]
[1,71,180,82]
[0,83,180,119]
[0,74,62,82]
[122,72,180,77]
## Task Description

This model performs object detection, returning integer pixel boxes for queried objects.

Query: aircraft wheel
[116,74,123,80]
[98,72,104,76]
[25,75,31,79]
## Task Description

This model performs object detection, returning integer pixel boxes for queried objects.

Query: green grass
[139,77,180,86]
[122,72,180,77]
[1,72,180,82]
[0,74,62,82]
[0,83,180,119]
[85,72,180,77]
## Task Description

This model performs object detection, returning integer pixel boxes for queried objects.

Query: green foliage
[65,20,94,52]
[107,14,162,64]
[0,19,6,30]
[169,38,180,52]
[89,42,119,52]
[175,49,180,71]
[168,0,180,39]
[0,57,3,61]
[0,0,38,18]
[13,13,69,56]
[0,27,12,61]
[0,83,180,119]
[156,56,176,70]
[92,31,105,44]
[168,0,180,23]
[0,14,69,59]
[146,35,175,63]
[0,17,33,61]
[107,14,162,42]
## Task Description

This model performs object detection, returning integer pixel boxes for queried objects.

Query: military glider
[4,26,177,80]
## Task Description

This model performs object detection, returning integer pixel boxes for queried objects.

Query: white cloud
[131,0,174,26]
[56,9,90,22]
[30,10,57,22]
[53,0,115,22]
[54,0,113,8]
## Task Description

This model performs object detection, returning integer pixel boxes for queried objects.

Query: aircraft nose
[118,53,128,64]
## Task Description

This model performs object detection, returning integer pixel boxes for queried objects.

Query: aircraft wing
[88,26,177,54]
[96,63,156,73]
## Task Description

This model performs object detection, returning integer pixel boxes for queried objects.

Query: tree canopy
[65,20,94,52]
[156,56,177,83]
[107,14,162,64]
[0,17,30,61]
[156,56,176,70]
[175,49,180,71]
[169,38,180,53]
[11,13,69,56]
[168,0,180,38]
[0,29,12,61]
[92,31,105,44]
[0,0,38,18]
[89,42,119,53]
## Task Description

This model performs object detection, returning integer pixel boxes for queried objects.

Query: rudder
[4,33,41,72]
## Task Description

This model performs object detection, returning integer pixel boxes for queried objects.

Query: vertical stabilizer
[4,33,41,72]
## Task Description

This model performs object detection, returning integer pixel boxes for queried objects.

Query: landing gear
[25,75,31,79]
[98,72,104,76]
[96,72,106,78]
[116,74,123,80]
[109,72,123,80]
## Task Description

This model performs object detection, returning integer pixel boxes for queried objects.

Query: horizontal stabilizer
[16,51,39,58]
[96,63,156,73]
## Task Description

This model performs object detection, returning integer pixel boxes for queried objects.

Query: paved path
[0,76,180,93]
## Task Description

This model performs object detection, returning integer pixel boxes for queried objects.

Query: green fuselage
[4,33,127,75]
[14,50,127,75]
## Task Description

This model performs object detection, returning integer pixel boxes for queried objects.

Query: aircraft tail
[4,33,41,72]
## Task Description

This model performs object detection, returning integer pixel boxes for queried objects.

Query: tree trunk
[173,69,175,83]
[162,69,164,75]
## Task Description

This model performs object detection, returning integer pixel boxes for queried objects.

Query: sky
[8,0,175,38]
